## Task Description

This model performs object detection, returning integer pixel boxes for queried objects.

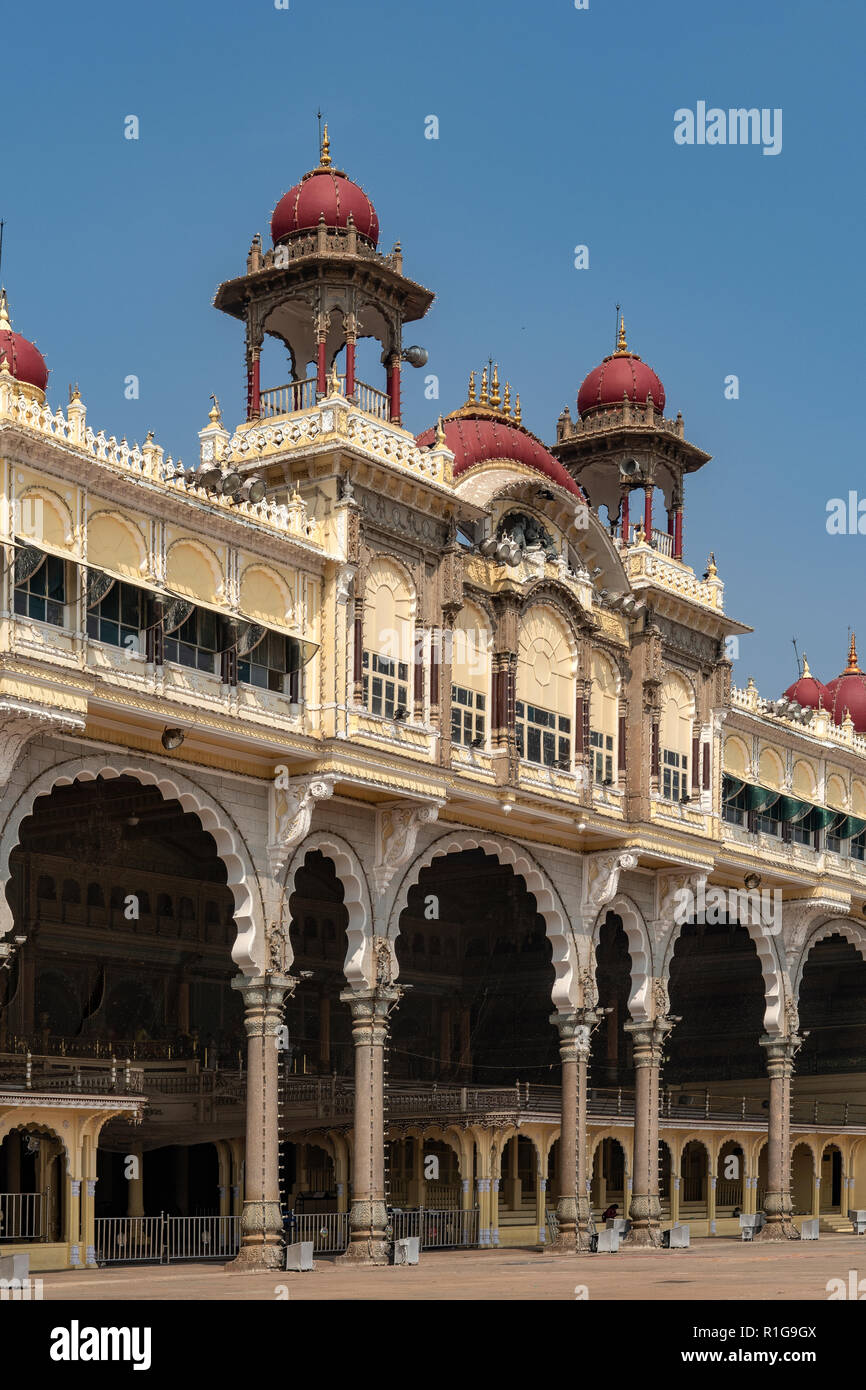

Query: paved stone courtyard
[33,1234,866,1301]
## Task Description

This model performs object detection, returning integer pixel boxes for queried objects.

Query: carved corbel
[267,774,335,879]
[0,703,86,790]
[655,869,708,936]
[580,850,639,926]
[373,801,440,896]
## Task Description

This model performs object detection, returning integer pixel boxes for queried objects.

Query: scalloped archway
[592,894,652,1021]
[387,830,577,1010]
[282,831,374,988]
[0,756,264,973]
[794,919,866,999]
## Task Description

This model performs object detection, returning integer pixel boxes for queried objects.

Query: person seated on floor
[601,1203,619,1223]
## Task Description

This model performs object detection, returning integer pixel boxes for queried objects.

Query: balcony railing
[259,376,390,422]
[627,524,674,557]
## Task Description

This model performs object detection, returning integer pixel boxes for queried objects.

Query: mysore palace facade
[2,129,866,1271]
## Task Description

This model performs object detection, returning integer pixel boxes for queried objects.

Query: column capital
[624,1015,675,1065]
[759,1033,804,1072]
[339,983,403,1026]
[549,1008,597,1057]
[232,972,295,1036]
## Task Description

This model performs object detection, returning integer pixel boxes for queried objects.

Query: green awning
[744,785,780,814]
[833,815,866,840]
[722,776,745,803]
[776,795,811,824]
[813,807,843,831]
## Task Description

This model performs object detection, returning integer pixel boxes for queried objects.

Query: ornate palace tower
[552,318,709,560]
[213,126,434,425]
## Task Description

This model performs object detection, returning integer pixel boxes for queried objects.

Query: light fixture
[401,345,428,368]
[161,727,185,751]
[591,566,604,578]
[744,872,762,891]
[235,475,266,504]
[219,469,242,497]
[576,820,587,832]
[393,706,409,722]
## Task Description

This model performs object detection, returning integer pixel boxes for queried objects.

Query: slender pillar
[340,983,401,1264]
[708,1169,717,1235]
[490,1176,500,1246]
[550,1009,596,1251]
[623,1017,672,1246]
[812,1172,820,1220]
[250,352,260,418]
[345,339,356,399]
[671,1169,680,1225]
[477,1177,491,1246]
[643,486,653,541]
[317,341,327,397]
[230,972,295,1270]
[755,1034,802,1240]
[386,354,401,424]
[673,506,683,560]
[66,1176,82,1268]
[621,491,630,544]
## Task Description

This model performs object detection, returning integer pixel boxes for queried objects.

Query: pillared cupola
[552,316,709,563]
[825,635,866,731]
[0,289,49,396]
[214,125,433,428]
[782,654,827,711]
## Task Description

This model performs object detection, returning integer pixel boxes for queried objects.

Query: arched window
[659,672,695,802]
[517,608,575,769]
[363,560,414,719]
[451,602,490,749]
[590,650,619,785]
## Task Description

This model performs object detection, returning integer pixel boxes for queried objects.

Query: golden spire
[489,363,501,408]
[706,551,717,577]
[846,631,861,674]
[802,653,811,678]
[503,381,511,416]
[0,288,10,333]
[435,415,447,447]
[330,358,341,394]
[467,369,476,404]
[514,393,522,425]
[320,122,332,168]
[480,366,489,405]
[208,393,222,425]
[614,315,629,355]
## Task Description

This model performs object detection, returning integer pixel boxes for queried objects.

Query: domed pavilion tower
[0,288,49,400]
[552,317,709,561]
[213,126,434,425]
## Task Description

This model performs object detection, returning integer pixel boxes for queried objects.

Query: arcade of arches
[4,804,866,1267]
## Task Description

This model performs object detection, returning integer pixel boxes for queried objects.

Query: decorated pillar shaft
[756,1034,802,1240]
[387,354,401,424]
[341,983,401,1263]
[551,1009,596,1251]
[624,1017,672,1246]
[231,972,294,1269]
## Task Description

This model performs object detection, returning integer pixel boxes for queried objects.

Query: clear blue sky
[3,0,863,695]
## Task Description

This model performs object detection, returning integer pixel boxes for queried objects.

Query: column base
[339,1200,389,1266]
[339,1238,390,1265]
[754,1219,801,1242]
[624,1196,663,1247]
[228,1240,286,1272]
[228,1201,285,1270]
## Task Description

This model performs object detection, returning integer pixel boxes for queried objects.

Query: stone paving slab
[33,1235,866,1301]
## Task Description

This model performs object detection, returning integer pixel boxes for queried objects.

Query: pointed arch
[592,894,653,1021]
[282,830,374,988]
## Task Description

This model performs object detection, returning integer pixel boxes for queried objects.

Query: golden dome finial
[480,366,489,405]
[208,393,222,425]
[330,358,341,394]
[0,288,10,333]
[802,653,811,678]
[846,631,861,673]
[614,315,628,355]
[435,415,447,447]
[320,122,332,168]
[490,363,501,409]
[503,381,511,416]
[467,369,476,404]
[514,393,522,425]
[706,551,717,577]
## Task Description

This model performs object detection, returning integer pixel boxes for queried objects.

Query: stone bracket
[267,774,335,879]
[372,800,441,896]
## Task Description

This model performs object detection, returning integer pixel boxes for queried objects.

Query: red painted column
[387,355,401,424]
[345,340,356,399]
[251,353,260,418]
[666,508,674,537]
[621,491,630,544]
[674,507,683,560]
[317,342,327,396]
[643,486,653,541]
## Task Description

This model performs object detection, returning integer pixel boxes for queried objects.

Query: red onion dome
[825,634,866,731]
[417,365,584,499]
[0,289,49,392]
[577,318,665,418]
[782,655,827,710]
[271,125,379,247]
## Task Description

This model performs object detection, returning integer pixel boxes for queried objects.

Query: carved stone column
[340,981,402,1263]
[755,1034,802,1241]
[623,1017,672,1246]
[550,1009,596,1252]
[230,972,295,1270]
